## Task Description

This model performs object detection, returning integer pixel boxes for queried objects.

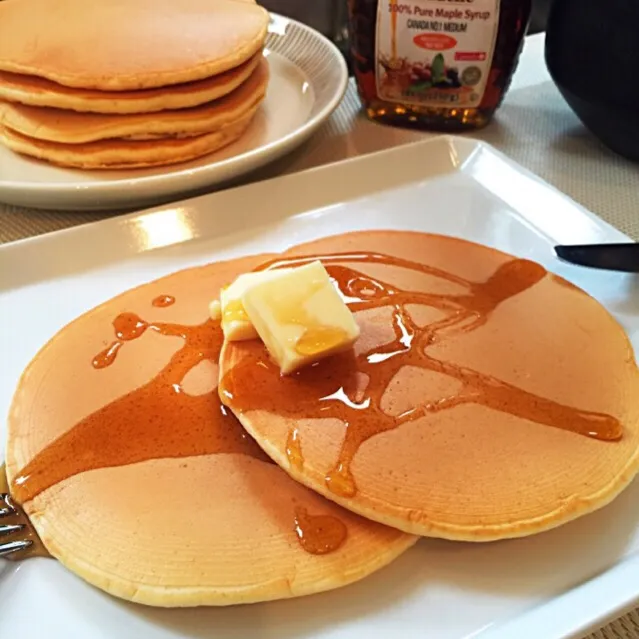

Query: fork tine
[0,491,39,560]
[0,539,33,558]
[0,524,25,537]
[0,494,17,517]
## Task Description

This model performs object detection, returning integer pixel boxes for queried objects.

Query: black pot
[545,0,639,162]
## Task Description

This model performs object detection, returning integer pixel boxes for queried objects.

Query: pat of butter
[241,260,360,375]
[220,268,293,341]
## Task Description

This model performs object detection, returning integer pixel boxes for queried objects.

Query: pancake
[0,59,269,144]
[5,255,416,607]
[218,230,639,542]
[0,0,269,90]
[0,54,261,115]
[0,104,259,169]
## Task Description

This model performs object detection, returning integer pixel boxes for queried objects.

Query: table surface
[1,32,638,639]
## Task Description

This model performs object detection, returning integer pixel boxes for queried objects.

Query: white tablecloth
[1,32,638,639]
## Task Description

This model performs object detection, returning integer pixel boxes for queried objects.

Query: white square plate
[1,136,638,639]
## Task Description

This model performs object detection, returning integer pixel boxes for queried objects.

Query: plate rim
[0,135,629,260]
[0,13,349,196]
[1,135,637,639]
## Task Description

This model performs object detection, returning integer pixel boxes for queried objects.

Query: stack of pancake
[0,0,270,169]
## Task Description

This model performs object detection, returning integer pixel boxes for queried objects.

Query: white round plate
[0,15,349,211]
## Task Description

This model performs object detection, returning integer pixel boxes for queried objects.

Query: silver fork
[0,492,34,559]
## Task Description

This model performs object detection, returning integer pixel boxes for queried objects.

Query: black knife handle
[555,243,639,273]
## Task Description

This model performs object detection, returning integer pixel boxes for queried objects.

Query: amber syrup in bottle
[347,0,532,131]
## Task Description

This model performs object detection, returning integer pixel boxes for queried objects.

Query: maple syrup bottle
[347,0,531,131]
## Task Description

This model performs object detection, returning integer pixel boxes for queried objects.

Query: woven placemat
[0,75,637,639]
[591,611,639,639]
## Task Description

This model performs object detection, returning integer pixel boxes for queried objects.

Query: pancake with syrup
[0,0,269,91]
[0,54,261,115]
[5,254,415,607]
[219,230,639,541]
[0,59,269,144]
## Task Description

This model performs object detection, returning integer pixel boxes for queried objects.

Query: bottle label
[375,0,500,108]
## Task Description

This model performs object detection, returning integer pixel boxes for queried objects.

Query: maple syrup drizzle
[0,463,49,560]
[293,507,348,555]
[152,294,175,308]
[13,293,347,556]
[286,429,304,472]
[12,312,272,506]
[91,312,149,369]
[221,252,623,499]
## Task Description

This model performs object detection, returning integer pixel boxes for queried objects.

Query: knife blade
[554,243,639,273]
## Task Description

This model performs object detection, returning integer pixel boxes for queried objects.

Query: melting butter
[241,261,360,374]
[218,268,293,341]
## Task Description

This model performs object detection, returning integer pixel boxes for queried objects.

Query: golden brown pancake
[0,0,269,90]
[219,230,639,542]
[5,255,416,607]
[0,104,259,169]
[0,54,261,114]
[0,59,269,144]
